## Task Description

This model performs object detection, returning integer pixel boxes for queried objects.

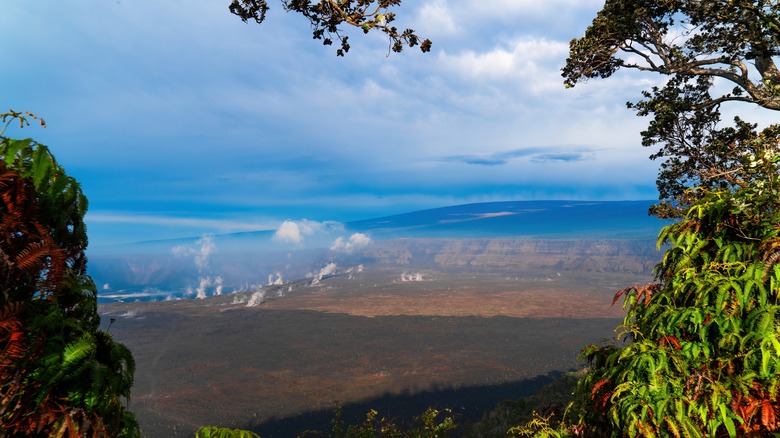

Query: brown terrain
[363,239,660,274]
[90,238,661,294]
[100,265,652,437]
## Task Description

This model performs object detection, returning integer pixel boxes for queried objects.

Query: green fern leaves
[0,125,139,437]
[574,178,780,434]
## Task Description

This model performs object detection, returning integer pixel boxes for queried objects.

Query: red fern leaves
[613,283,660,307]
[0,139,134,436]
[0,303,25,373]
[0,163,66,301]
[658,335,682,350]
[730,382,780,434]
[0,164,83,436]
[591,378,613,409]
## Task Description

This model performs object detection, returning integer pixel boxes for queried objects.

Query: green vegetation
[510,147,780,435]
[564,0,780,219]
[196,426,263,438]
[505,1,780,436]
[307,404,455,437]
[574,148,780,435]
[198,404,456,438]
[470,371,583,437]
[0,111,138,436]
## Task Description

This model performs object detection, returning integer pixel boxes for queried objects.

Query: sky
[2,0,667,246]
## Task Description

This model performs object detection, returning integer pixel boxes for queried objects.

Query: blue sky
[3,1,665,246]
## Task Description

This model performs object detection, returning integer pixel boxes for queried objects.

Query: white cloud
[273,221,303,243]
[438,38,569,92]
[4,1,663,246]
[297,219,327,236]
[418,1,458,35]
[330,237,344,250]
[350,233,371,246]
[272,219,344,244]
[330,232,372,253]
[416,0,603,24]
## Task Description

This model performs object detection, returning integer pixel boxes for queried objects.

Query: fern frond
[61,338,94,371]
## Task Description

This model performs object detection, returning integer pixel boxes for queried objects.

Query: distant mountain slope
[90,200,666,255]
[346,200,665,239]
[89,200,668,301]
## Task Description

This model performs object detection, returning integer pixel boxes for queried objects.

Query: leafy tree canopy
[0,111,138,437]
[572,139,780,435]
[508,2,780,436]
[563,0,780,218]
[228,0,431,56]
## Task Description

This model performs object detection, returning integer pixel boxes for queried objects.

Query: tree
[563,0,780,218]
[573,150,780,435]
[537,2,780,436]
[196,404,456,437]
[0,111,138,437]
[228,0,431,56]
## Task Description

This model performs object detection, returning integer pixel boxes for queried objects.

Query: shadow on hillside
[246,370,567,437]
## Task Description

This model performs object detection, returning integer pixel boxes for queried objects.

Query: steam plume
[196,277,212,299]
[172,235,215,271]
[311,263,337,286]
[172,235,225,300]
[268,273,283,285]
[401,272,424,282]
[247,290,266,307]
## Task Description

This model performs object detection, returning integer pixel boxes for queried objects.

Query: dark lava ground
[100,268,642,437]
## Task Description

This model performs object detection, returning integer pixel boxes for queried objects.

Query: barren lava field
[100,267,644,436]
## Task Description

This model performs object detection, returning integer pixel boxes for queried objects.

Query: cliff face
[361,238,661,274]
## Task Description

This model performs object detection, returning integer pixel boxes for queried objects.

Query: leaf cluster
[0,112,138,437]
[568,152,780,436]
[196,426,262,437]
[563,1,780,217]
[469,372,581,438]
[229,0,431,56]
[197,404,456,438]
[308,404,455,437]
[564,0,780,109]
[516,2,780,436]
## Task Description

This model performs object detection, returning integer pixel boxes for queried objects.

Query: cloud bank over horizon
[4,1,664,245]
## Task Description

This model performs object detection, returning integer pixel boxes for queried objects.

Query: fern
[562,173,780,435]
[196,426,262,438]
[0,129,139,436]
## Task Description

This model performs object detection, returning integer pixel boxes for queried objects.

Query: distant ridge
[89,200,666,254]
[89,200,667,301]
[345,200,666,239]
